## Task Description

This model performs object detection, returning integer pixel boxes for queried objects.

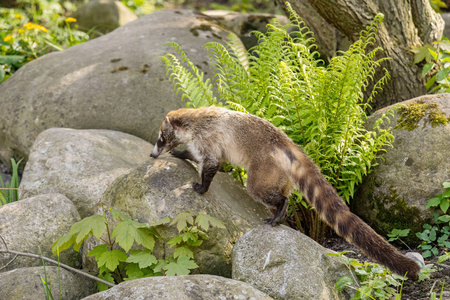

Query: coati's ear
[163,116,173,132]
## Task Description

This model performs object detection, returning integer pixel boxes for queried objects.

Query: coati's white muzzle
[150,144,162,158]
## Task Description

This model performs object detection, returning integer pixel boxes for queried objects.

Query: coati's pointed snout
[150,145,162,158]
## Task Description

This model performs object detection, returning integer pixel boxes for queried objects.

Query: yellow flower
[65,17,77,23]
[14,13,24,19]
[4,35,13,42]
[23,22,49,32]
[18,29,25,34]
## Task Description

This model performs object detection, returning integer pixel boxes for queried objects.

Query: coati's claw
[192,182,206,194]
[264,218,279,226]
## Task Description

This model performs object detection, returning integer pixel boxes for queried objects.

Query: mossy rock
[354,94,450,246]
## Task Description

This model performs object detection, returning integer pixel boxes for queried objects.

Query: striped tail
[295,159,420,280]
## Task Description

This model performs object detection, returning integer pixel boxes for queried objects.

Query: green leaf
[170,211,194,232]
[173,245,194,259]
[168,235,183,247]
[126,250,158,268]
[427,197,441,209]
[0,55,25,66]
[148,216,172,227]
[97,249,128,272]
[134,228,156,251]
[438,215,450,223]
[87,244,109,258]
[443,182,450,189]
[440,200,450,214]
[335,276,353,291]
[69,214,107,243]
[96,272,115,292]
[195,214,226,231]
[111,219,147,252]
[411,45,436,64]
[422,62,435,77]
[164,256,198,276]
[124,263,144,280]
[436,68,450,84]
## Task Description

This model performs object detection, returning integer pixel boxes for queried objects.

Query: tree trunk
[275,0,444,110]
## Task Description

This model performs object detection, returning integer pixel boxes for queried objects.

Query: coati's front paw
[192,182,207,194]
[264,217,284,227]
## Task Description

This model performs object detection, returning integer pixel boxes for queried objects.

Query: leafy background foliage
[161,4,396,241]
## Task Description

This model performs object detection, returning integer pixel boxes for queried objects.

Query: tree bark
[275,0,444,110]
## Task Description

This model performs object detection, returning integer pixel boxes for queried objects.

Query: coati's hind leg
[246,165,290,226]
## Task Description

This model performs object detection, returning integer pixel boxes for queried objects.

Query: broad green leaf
[173,245,194,259]
[96,272,115,292]
[164,256,198,276]
[126,250,158,268]
[170,211,194,232]
[149,217,172,227]
[436,68,450,84]
[97,249,128,271]
[52,233,77,255]
[411,45,436,64]
[135,228,156,251]
[426,197,441,209]
[443,182,450,189]
[438,215,450,223]
[153,260,167,273]
[195,214,226,231]
[372,279,386,289]
[440,200,450,213]
[69,214,107,243]
[87,244,109,258]
[111,219,146,252]
[181,232,198,243]
[335,276,352,291]
[422,62,435,77]
[168,235,183,247]
[0,55,25,66]
[124,263,144,280]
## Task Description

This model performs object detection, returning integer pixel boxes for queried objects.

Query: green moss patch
[395,100,449,131]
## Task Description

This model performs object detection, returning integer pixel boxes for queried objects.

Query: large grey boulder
[0,9,234,164]
[0,194,81,271]
[0,266,96,300]
[354,94,450,243]
[203,10,289,50]
[74,0,138,34]
[81,275,273,300]
[19,128,152,218]
[232,225,354,300]
[93,156,272,277]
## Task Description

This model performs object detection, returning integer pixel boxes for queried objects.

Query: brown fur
[150,106,420,280]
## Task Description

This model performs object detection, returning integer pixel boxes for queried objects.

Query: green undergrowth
[53,206,225,291]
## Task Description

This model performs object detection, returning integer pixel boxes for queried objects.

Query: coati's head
[150,116,180,158]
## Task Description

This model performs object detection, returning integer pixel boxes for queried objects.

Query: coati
[150,106,421,280]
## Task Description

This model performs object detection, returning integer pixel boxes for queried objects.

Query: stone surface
[75,0,138,34]
[203,10,289,50]
[19,128,152,218]
[81,275,273,300]
[91,156,272,277]
[0,266,96,300]
[232,225,354,300]
[0,9,234,164]
[354,94,450,243]
[0,194,81,270]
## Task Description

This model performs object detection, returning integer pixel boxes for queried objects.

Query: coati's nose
[150,145,162,158]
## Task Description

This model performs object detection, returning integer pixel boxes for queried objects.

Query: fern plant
[160,4,395,241]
